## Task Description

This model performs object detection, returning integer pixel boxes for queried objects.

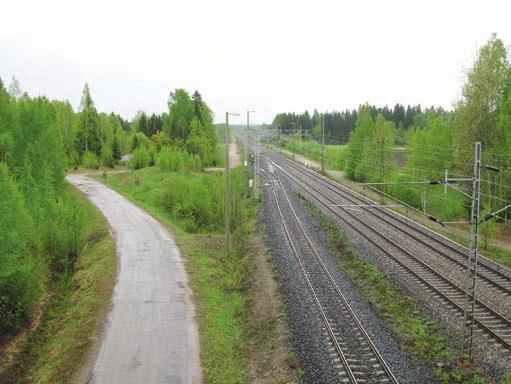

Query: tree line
[273,34,511,225]
[272,104,447,144]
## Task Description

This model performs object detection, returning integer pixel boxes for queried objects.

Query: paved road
[67,174,201,384]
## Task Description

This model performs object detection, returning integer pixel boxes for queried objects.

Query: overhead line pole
[380,138,385,205]
[224,112,239,254]
[255,134,260,199]
[321,114,325,173]
[463,141,481,358]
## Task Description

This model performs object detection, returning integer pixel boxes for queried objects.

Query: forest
[0,79,221,344]
[272,104,447,144]
[273,34,511,233]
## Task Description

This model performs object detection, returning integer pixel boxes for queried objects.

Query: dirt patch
[245,222,298,384]
[229,142,241,168]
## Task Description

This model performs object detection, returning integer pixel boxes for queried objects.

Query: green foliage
[344,108,396,184]
[101,142,114,167]
[45,188,87,274]
[0,266,35,335]
[278,136,345,170]
[0,188,116,383]
[130,146,152,170]
[157,172,224,232]
[454,35,509,160]
[0,163,38,335]
[82,151,99,169]
[76,83,101,156]
[165,89,195,141]
[157,146,202,172]
[345,105,375,179]
[131,131,151,151]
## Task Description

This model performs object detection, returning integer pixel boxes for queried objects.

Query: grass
[298,193,491,383]
[98,167,255,384]
[277,137,346,170]
[0,186,116,384]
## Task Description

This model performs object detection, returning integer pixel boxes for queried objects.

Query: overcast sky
[1,0,510,124]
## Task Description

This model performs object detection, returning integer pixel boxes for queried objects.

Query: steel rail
[268,164,399,383]
[269,158,511,352]
[269,151,511,294]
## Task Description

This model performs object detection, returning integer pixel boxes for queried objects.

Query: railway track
[267,161,399,383]
[264,155,511,353]
[267,150,511,296]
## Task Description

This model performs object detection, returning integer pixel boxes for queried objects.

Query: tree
[54,100,76,165]
[453,34,510,170]
[112,136,122,161]
[138,111,148,136]
[8,76,22,100]
[76,83,101,156]
[345,105,375,180]
[166,89,194,141]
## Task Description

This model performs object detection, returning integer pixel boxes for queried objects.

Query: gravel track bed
[260,158,436,383]
[268,152,511,319]
[269,158,511,380]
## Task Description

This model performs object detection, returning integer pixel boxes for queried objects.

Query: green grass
[298,193,491,383]
[277,137,346,170]
[0,186,116,384]
[98,167,255,384]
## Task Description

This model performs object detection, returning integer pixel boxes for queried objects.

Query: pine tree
[76,83,101,156]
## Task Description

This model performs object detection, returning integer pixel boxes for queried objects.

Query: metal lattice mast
[255,134,260,199]
[463,141,481,357]
[321,115,325,173]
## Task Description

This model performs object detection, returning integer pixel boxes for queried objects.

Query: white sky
[1,0,510,124]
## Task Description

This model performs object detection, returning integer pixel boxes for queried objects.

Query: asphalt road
[67,174,201,384]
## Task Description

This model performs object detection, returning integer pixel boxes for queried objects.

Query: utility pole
[463,141,481,358]
[245,111,255,167]
[321,114,325,173]
[299,124,302,152]
[380,137,385,205]
[224,112,239,254]
[245,111,249,167]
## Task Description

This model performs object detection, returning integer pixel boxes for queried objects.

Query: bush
[82,151,99,169]
[157,173,223,232]
[0,267,37,335]
[46,189,87,274]
[156,147,202,172]
[130,146,151,170]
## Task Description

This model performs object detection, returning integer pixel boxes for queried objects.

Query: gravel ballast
[265,151,511,381]
[260,157,437,383]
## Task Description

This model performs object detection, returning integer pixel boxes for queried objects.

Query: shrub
[0,267,37,335]
[156,147,202,172]
[130,146,151,170]
[157,173,223,232]
[82,151,99,169]
[45,189,87,274]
